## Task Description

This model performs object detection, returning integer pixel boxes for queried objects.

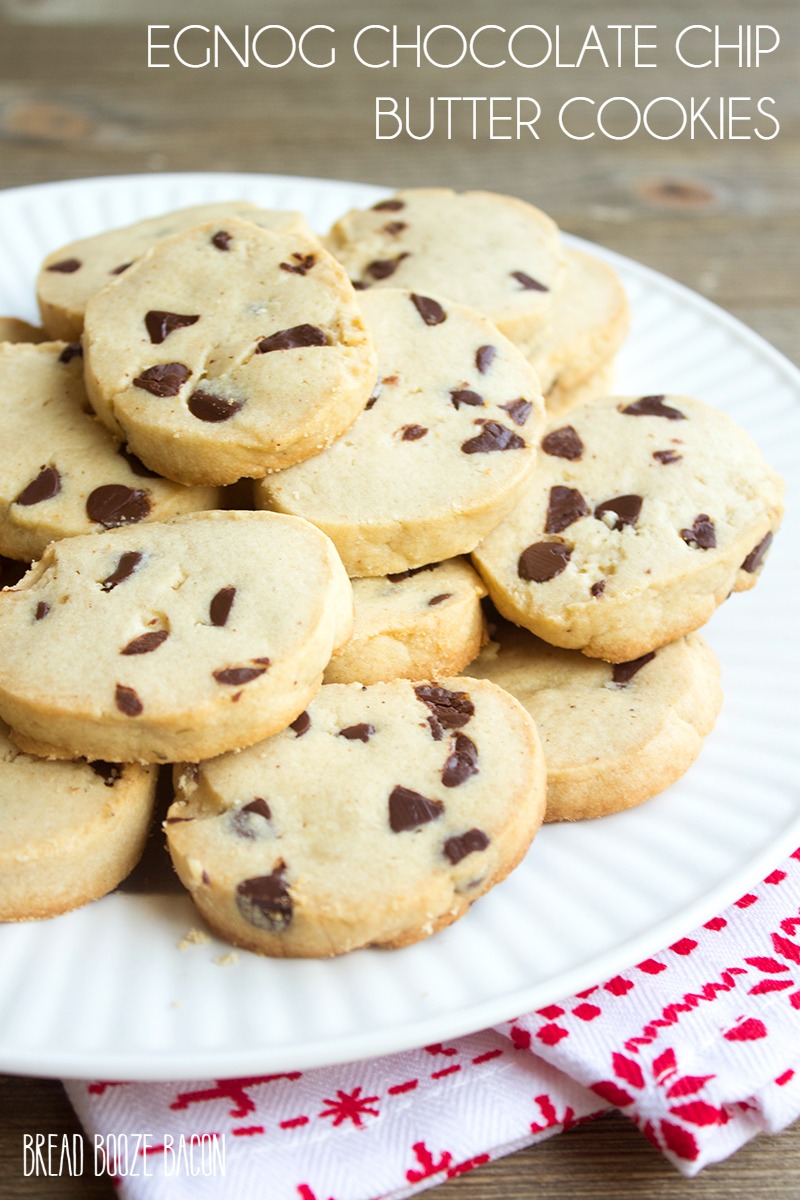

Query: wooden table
[1,1,798,1195]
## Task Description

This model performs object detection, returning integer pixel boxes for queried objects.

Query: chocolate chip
[414,684,474,741]
[290,710,311,737]
[47,258,81,273]
[444,828,490,864]
[100,550,143,592]
[144,310,200,345]
[372,199,405,211]
[338,724,375,743]
[382,221,407,235]
[388,785,444,832]
[209,586,236,627]
[428,593,451,606]
[365,382,382,410]
[500,399,533,426]
[236,863,292,931]
[612,652,656,685]
[213,666,267,686]
[256,324,327,353]
[546,486,590,534]
[118,445,159,478]
[87,485,150,528]
[231,797,272,839]
[121,630,169,656]
[411,294,446,326]
[352,280,368,291]
[188,390,244,423]
[365,253,409,281]
[541,426,584,460]
[518,542,571,583]
[387,563,439,583]
[90,761,123,786]
[110,261,132,275]
[461,421,525,454]
[0,556,27,589]
[115,684,143,717]
[622,395,686,420]
[450,389,483,410]
[653,449,682,464]
[681,514,716,550]
[35,601,50,620]
[279,252,316,276]
[133,362,191,397]
[211,230,232,250]
[591,579,606,597]
[594,494,643,530]
[15,466,61,506]
[742,532,773,574]
[475,345,496,374]
[442,733,479,788]
[511,271,548,292]
[58,343,82,364]
[400,424,428,441]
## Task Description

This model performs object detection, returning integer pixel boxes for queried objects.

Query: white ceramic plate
[0,173,798,1082]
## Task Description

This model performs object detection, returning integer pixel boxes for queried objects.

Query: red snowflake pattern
[405,1141,491,1184]
[318,1087,380,1128]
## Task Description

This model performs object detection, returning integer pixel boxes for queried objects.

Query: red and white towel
[67,848,800,1199]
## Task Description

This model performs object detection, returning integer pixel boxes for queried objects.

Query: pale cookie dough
[467,623,722,821]
[0,719,157,920]
[326,188,563,340]
[0,341,220,561]
[472,394,784,661]
[0,317,47,344]
[166,677,546,957]
[82,218,377,485]
[0,511,353,763]
[37,200,316,341]
[546,357,616,417]
[258,288,544,576]
[324,559,488,685]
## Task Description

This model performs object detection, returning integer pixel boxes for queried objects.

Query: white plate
[0,173,798,1082]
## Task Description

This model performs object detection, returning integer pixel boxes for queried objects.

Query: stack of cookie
[0,189,784,960]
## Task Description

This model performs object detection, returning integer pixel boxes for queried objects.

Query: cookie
[472,394,784,661]
[0,317,47,344]
[545,357,616,417]
[467,623,722,821]
[326,188,563,340]
[0,341,220,561]
[37,200,316,341]
[0,718,157,920]
[258,288,544,576]
[166,677,546,957]
[0,511,353,763]
[324,559,488,685]
[82,218,377,485]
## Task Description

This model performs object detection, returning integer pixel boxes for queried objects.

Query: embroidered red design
[318,1087,380,1127]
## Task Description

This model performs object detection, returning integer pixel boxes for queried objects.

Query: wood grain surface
[0,0,798,1195]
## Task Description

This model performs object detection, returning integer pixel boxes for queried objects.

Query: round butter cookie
[326,188,563,340]
[545,357,616,417]
[0,718,157,921]
[324,559,487,685]
[0,317,47,344]
[37,200,316,341]
[467,623,722,821]
[0,511,353,763]
[166,677,546,957]
[0,341,220,561]
[258,288,544,575]
[472,395,784,661]
[82,217,377,486]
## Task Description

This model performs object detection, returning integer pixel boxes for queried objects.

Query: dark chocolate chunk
[382,221,407,236]
[400,424,428,441]
[594,494,643,530]
[372,199,405,211]
[35,601,50,620]
[653,449,682,465]
[590,579,606,597]
[411,294,446,326]
[188,390,243,423]
[742,532,773,574]
[365,253,409,281]
[121,630,169,656]
[444,828,490,864]
[110,261,132,275]
[365,381,382,410]
[442,733,479,788]
[279,252,316,276]
[500,399,533,426]
[612,652,656,686]
[244,798,271,820]
[257,324,327,353]
[387,563,439,583]
[450,388,484,410]
[213,666,267,686]
[681,514,716,550]
[15,466,61,507]
[388,785,444,832]
[87,485,150,528]
[231,797,272,839]
[461,421,524,454]
[115,684,143,717]
[518,542,571,583]
[546,486,590,534]
[428,593,451,606]
[133,362,191,397]
[58,342,82,364]
[414,684,474,741]
[90,761,123,786]
[144,310,200,345]
[475,345,496,374]
[622,395,686,420]
[236,863,292,931]
[511,271,548,292]
[211,230,232,250]
[100,550,143,592]
[290,710,311,737]
[210,586,236,627]
[541,425,584,460]
[47,258,81,273]
[338,723,375,743]
[118,445,159,478]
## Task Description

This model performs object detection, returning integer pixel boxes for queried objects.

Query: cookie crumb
[214,951,240,967]
[178,927,211,950]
